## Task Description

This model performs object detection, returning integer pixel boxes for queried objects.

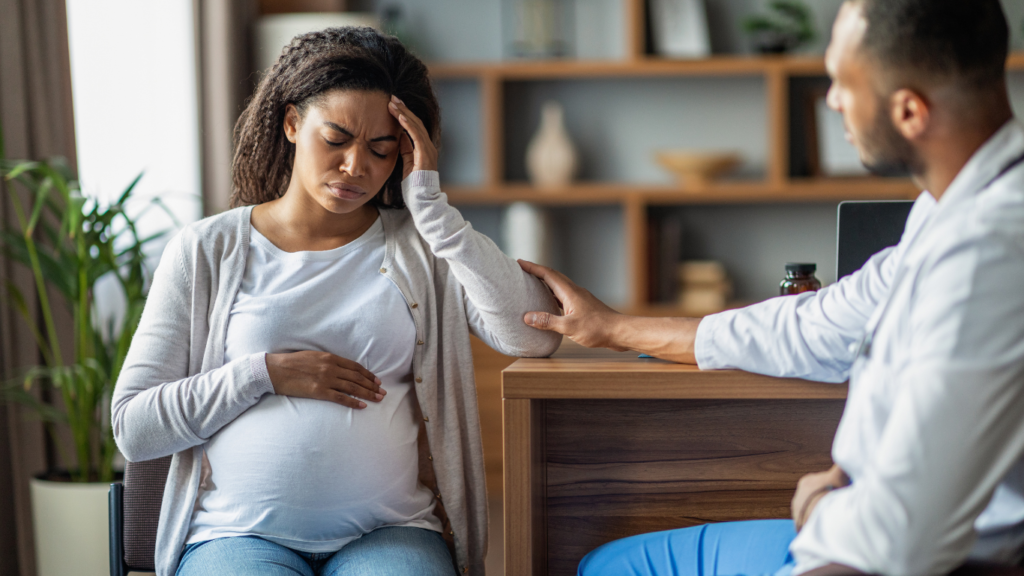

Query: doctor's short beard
[859,95,924,178]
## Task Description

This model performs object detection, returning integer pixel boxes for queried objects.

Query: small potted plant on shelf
[1,155,167,576]
[743,0,817,54]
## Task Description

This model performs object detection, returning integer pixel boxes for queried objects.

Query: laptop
[836,200,915,279]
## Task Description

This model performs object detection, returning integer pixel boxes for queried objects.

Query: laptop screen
[836,200,915,279]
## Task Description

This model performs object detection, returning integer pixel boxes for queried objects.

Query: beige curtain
[0,0,78,573]
[195,0,259,215]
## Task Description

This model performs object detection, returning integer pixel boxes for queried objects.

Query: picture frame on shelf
[648,0,711,59]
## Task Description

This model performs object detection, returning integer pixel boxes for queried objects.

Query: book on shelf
[647,211,684,304]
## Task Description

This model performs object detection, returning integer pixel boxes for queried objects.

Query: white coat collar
[931,119,1024,212]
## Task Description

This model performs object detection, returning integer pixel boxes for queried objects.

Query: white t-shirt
[186,216,441,552]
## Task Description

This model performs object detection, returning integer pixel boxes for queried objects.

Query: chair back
[111,456,171,574]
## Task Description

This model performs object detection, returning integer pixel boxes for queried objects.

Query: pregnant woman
[112,26,560,576]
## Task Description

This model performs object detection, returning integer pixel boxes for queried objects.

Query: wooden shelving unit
[427,0,1024,314]
[444,178,918,206]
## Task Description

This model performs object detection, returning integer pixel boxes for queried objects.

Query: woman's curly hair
[231,26,440,208]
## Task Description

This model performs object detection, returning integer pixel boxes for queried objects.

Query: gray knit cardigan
[111,171,561,576]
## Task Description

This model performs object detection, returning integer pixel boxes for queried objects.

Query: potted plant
[743,0,817,54]
[1,155,166,576]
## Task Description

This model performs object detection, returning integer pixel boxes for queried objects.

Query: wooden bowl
[655,151,741,190]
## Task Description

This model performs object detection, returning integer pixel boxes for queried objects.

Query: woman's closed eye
[323,137,393,159]
[369,143,397,159]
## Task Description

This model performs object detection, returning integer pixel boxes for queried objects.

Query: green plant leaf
[744,0,816,49]
[115,172,144,206]
[3,281,53,365]
[47,157,76,184]
[3,231,77,299]
[743,16,776,33]
[67,195,87,240]
[3,161,41,181]
[25,176,53,236]
[1,152,168,481]
[149,196,184,229]
[38,162,71,202]
[0,380,68,424]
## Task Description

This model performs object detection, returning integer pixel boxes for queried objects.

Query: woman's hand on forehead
[389,95,438,179]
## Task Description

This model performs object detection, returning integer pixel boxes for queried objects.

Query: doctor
[520,0,1024,574]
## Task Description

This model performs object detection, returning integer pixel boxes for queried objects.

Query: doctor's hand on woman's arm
[389,95,437,179]
[265,352,385,409]
[519,260,702,364]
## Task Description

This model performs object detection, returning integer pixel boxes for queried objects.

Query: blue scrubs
[577,519,797,576]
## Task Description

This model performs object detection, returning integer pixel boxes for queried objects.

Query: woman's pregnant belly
[189,379,438,551]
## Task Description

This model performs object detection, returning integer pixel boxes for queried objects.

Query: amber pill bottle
[780,263,822,295]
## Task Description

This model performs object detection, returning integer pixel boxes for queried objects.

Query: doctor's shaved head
[852,0,1009,94]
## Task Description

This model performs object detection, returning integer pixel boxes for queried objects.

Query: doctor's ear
[889,88,930,141]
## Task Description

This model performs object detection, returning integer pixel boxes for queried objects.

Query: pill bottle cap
[785,262,817,274]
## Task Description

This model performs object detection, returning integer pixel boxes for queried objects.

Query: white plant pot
[30,477,110,576]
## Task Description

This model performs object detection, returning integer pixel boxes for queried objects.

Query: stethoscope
[854,150,1024,361]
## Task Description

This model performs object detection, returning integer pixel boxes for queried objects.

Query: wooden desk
[502,343,847,576]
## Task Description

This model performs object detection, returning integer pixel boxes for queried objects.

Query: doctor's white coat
[695,120,1024,575]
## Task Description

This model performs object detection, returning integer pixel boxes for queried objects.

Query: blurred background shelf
[433,51,1024,81]
[445,178,917,206]
[431,55,814,79]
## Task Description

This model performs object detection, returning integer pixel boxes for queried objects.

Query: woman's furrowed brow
[322,121,397,142]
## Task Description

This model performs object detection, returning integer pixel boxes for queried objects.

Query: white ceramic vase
[30,477,110,576]
[526,101,578,189]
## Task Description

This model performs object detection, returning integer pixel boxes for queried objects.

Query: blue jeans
[577,519,797,576]
[176,527,455,576]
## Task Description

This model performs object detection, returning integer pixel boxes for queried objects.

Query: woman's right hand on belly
[265,351,385,409]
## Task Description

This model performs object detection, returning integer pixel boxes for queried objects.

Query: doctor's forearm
[607,315,702,364]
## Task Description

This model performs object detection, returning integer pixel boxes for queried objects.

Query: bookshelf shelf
[444,178,917,206]
[431,52,1024,81]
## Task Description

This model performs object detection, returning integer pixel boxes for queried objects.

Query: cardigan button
[417,340,424,345]
[410,302,418,308]
[423,415,429,422]
[449,530,454,536]
[379,267,387,274]
[428,455,433,461]
[415,377,423,383]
